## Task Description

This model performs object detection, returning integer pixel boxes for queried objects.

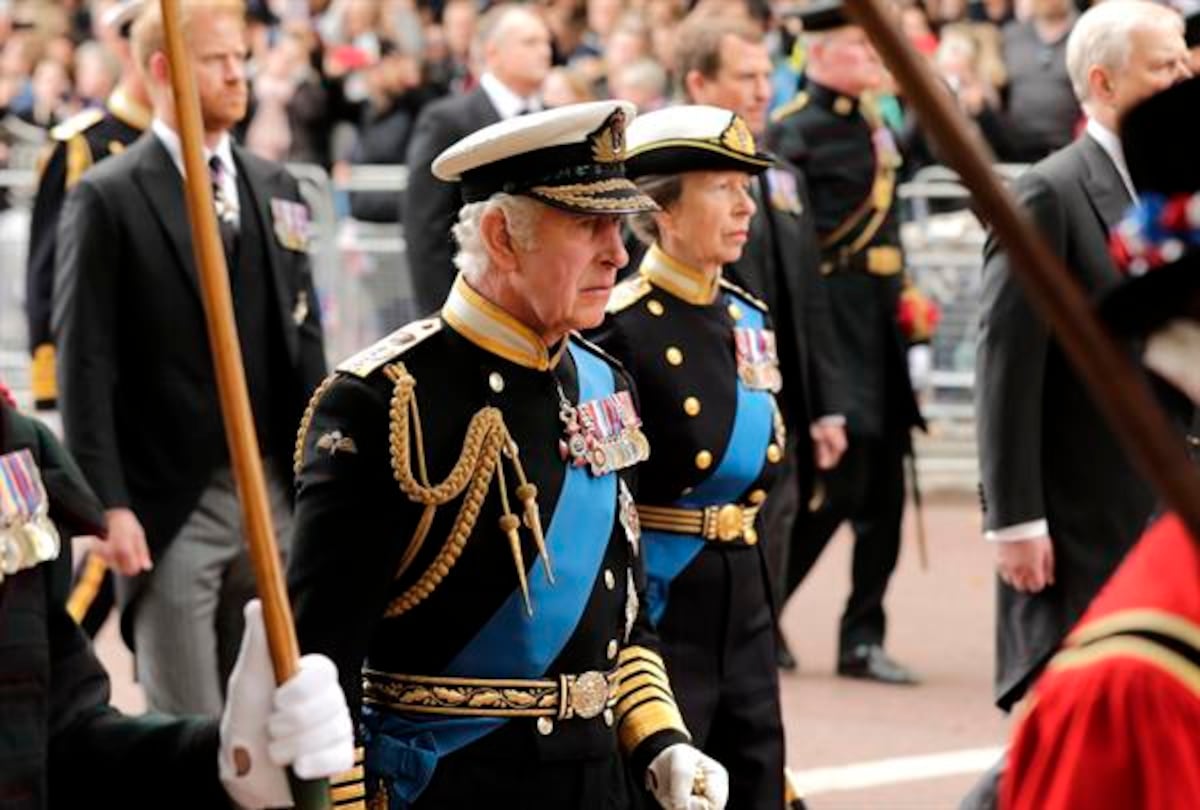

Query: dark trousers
[782,433,906,654]
[412,750,631,810]
[655,547,785,809]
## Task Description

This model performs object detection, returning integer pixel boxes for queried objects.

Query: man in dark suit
[52,0,326,717]
[967,3,1191,807]
[673,11,849,672]
[403,2,551,316]
[767,1,928,684]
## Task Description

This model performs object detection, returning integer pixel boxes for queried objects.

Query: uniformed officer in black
[24,0,151,640]
[287,101,729,810]
[595,104,788,809]
[0,384,354,810]
[767,0,936,684]
[25,0,151,414]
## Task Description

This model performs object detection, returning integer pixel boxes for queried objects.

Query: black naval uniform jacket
[768,81,922,438]
[289,278,689,809]
[0,402,227,810]
[24,89,150,410]
[52,132,327,642]
[593,247,785,809]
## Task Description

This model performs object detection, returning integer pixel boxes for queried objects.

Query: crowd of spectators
[1,0,1198,218]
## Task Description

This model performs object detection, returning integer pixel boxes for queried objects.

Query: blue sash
[366,341,618,808]
[644,295,774,624]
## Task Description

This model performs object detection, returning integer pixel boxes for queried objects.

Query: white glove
[219,599,355,809]
[645,743,729,810]
[907,343,933,392]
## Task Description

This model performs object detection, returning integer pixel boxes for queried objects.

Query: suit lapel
[1078,134,1132,231]
[134,136,202,298]
[233,146,300,365]
[468,87,501,130]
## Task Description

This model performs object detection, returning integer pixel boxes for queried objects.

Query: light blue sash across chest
[642,294,774,624]
[364,342,618,807]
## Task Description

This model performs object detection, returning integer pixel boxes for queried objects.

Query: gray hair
[1066,0,1183,109]
[451,193,544,283]
[628,174,685,246]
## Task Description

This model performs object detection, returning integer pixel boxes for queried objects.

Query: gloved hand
[907,343,933,392]
[219,599,355,809]
[645,743,730,810]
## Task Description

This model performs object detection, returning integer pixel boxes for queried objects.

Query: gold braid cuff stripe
[617,697,690,753]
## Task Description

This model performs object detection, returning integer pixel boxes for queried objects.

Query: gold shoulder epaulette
[336,318,442,378]
[570,332,626,371]
[605,274,652,314]
[770,92,809,125]
[719,278,768,312]
[49,108,105,143]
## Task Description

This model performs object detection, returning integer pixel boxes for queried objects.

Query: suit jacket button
[695,450,713,470]
[604,568,616,590]
[488,372,505,393]
[537,717,554,736]
[607,639,618,660]
[683,397,701,416]
[646,299,664,316]
[665,347,684,366]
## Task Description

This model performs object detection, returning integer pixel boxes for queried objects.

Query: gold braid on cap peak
[383,362,550,618]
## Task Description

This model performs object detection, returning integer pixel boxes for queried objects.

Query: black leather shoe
[837,644,919,685]
[775,628,798,671]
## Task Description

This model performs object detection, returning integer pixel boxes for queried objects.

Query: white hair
[1066,0,1184,109]
[451,193,544,284]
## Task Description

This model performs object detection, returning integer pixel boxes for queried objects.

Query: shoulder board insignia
[49,108,105,142]
[605,274,652,315]
[770,92,809,125]
[719,278,768,312]
[569,332,627,371]
[337,318,442,378]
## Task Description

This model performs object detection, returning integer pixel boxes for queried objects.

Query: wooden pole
[157,1,328,806]
[843,0,1200,544]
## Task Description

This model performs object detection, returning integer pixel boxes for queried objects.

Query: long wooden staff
[157,1,329,806]
[843,0,1200,545]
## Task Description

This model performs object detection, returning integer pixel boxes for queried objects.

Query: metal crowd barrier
[899,162,1028,490]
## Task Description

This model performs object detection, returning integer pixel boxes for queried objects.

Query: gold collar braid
[383,362,551,618]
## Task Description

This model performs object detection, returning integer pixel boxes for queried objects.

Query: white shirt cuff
[814,414,846,428]
[984,519,1049,543]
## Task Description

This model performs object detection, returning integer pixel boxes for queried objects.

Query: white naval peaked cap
[432,100,658,215]
[624,104,774,180]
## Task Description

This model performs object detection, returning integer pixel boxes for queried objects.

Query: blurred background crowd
[3,0,1196,217]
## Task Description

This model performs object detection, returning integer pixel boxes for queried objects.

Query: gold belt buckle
[706,504,745,542]
[562,671,610,720]
[866,246,902,275]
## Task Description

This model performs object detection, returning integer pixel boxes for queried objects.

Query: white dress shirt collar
[479,72,541,120]
[1085,117,1136,201]
[152,118,239,218]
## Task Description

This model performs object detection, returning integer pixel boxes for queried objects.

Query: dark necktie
[208,155,239,265]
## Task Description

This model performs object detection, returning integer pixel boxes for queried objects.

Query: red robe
[1003,513,1200,810]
